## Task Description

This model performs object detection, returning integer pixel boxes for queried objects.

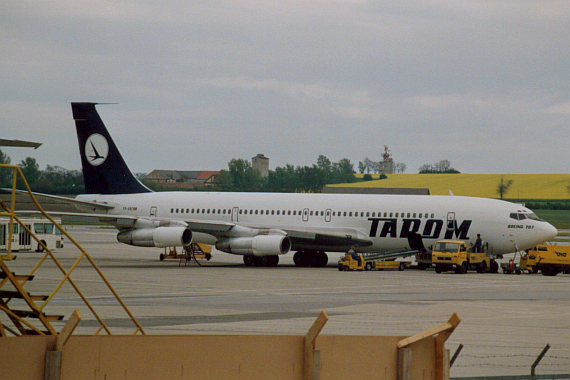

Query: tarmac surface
[5,226,570,378]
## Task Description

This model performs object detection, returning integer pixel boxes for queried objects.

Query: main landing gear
[293,251,328,267]
[243,255,279,267]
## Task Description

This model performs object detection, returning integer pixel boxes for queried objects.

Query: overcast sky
[2,0,569,175]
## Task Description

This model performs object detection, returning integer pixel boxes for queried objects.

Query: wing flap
[283,226,373,249]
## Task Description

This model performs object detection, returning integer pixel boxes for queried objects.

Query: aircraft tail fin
[71,102,151,195]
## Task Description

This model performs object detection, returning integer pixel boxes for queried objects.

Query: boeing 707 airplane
[57,103,557,267]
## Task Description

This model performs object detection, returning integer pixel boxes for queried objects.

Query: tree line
[0,149,84,194]
[213,155,356,193]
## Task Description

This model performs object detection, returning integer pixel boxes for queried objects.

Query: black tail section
[71,102,151,194]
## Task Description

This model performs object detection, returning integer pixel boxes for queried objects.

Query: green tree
[0,149,12,187]
[17,157,40,188]
[419,160,460,174]
[331,158,355,184]
[216,158,262,192]
[38,165,84,194]
[496,176,514,200]
[265,164,298,192]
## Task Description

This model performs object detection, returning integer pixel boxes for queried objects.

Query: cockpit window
[510,212,543,221]
[525,213,543,221]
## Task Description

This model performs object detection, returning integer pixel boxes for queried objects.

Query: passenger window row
[169,208,435,219]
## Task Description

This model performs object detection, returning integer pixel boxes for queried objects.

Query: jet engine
[117,227,192,248]
[215,235,291,256]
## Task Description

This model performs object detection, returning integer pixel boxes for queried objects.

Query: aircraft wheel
[159,253,165,261]
[253,256,268,267]
[313,251,328,267]
[477,261,487,273]
[294,251,312,267]
[293,252,302,266]
[243,255,255,266]
[266,255,279,267]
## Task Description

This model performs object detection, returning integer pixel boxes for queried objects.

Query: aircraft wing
[1,189,114,212]
[281,226,373,249]
[60,212,371,249]
[0,139,42,149]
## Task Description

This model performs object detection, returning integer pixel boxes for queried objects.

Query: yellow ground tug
[519,244,570,276]
[432,240,496,274]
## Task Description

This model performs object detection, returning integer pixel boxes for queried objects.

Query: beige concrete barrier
[0,312,459,380]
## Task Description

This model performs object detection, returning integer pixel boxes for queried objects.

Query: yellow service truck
[520,244,570,276]
[432,240,496,274]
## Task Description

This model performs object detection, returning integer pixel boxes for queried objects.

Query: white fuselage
[76,192,557,255]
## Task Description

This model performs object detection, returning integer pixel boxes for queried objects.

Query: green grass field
[534,209,570,230]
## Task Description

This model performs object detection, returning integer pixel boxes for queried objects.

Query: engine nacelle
[117,227,192,248]
[215,235,291,256]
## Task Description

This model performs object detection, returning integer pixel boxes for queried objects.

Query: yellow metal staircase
[0,164,145,337]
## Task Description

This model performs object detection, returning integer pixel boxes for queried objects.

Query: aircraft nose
[543,222,558,242]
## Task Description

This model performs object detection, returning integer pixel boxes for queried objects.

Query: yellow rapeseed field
[331,174,570,200]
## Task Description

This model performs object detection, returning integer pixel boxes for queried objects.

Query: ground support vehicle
[364,260,411,271]
[338,253,366,271]
[432,240,497,274]
[520,244,570,276]
[338,248,417,271]
[0,217,64,252]
[159,243,212,262]
[500,259,523,274]
[416,252,433,270]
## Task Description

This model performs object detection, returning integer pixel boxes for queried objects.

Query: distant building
[252,154,269,177]
[144,170,219,189]
[379,145,394,175]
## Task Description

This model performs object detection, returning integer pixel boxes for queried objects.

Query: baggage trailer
[337,248,418,272]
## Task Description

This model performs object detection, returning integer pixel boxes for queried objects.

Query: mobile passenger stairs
[0,164,144,337]
[160,243,213,266]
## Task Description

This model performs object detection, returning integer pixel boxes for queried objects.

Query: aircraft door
[150,206,157,217]
[20,224,31,250]
[232,207,239,222]
[446,212,456,230]
[302,208,309,222]
[325,209,332,222]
